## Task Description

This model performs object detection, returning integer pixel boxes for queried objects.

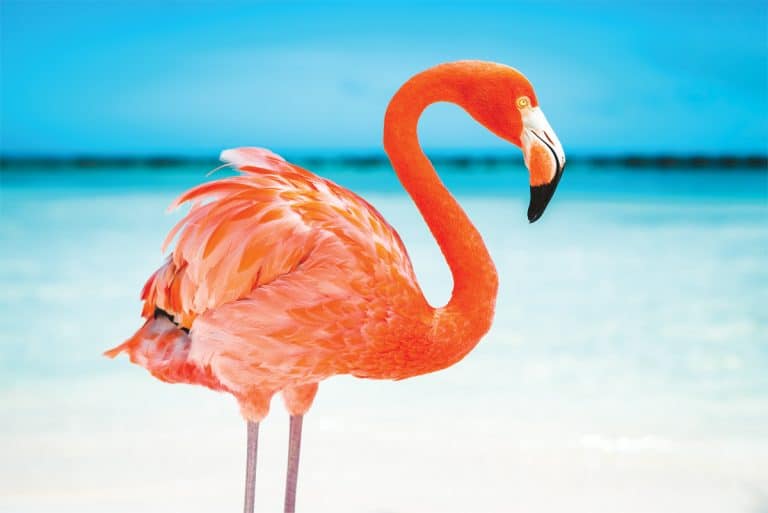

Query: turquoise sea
[1,160,767,512]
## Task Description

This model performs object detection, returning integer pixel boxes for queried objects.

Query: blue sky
[1,1,766,155]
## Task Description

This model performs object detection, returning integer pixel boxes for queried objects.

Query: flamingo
[105,60,565,512]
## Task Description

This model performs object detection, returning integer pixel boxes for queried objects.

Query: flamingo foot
[283,414,304,513]
[243,421,259,513]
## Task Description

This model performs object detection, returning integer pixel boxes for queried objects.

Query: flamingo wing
[142,147,421,332]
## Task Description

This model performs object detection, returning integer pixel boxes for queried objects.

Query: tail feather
[103,342,129,359]
[105,316,226,392]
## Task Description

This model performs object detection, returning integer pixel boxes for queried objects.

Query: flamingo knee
[282,383,319,416]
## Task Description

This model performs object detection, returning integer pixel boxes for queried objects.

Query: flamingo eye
[516,96,530,109]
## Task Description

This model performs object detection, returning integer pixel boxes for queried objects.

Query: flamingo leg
[283,414,304,513]
[243,421,259,513]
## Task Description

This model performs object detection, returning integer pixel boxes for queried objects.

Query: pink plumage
[107,147,432,419]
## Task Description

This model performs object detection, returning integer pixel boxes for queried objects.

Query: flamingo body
[107,147,473,419]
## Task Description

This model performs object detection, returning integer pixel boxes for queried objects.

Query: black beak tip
[527,166,564,223]
[527,187,551,223]
[527,205,544,223]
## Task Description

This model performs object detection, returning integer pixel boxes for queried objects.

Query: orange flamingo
[105,60,564,512]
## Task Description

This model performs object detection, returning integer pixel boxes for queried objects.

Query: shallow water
[1,162,767,512]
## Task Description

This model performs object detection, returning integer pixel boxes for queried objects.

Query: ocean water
[1,161,766,513]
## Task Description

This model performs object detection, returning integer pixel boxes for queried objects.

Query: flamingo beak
[521,107,566,222]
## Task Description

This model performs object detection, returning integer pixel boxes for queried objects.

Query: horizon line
[1,153,766,170]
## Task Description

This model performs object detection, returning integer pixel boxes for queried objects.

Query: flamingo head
[459,63,566,222]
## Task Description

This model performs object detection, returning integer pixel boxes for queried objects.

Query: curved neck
[383,66,498,347]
